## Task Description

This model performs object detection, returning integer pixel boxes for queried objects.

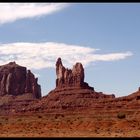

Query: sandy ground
[0,109,140,137]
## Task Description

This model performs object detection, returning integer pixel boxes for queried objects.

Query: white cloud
[0,42,133,70]
[0,3,69,24]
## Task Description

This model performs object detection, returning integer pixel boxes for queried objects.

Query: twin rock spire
[56,57,94,90]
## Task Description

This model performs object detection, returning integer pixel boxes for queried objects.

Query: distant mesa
[0,61,41,99]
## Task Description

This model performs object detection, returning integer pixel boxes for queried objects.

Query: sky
[0,3,139,97]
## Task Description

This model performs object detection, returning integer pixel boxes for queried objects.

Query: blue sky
[0,3,139,97]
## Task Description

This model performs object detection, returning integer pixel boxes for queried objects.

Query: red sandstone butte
[0,62,41,99]
[38,58,115,112]
[53,57,114,97]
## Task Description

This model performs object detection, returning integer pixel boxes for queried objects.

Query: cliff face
[0,62,41,99]
[56,58,94,90]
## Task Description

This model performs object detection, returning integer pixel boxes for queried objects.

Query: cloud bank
[0,3,69,24]
[0,42,133,70]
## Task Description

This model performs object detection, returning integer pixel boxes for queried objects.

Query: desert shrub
[67,119,70,122]
[55,115,58,119]
[117,112,126,119]
[38,115,42,118]
[55,114,60,119]
[17,118,22,121]
[5,118,8,121]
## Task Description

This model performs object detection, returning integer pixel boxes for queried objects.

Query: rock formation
[56,57,94,90]
[54,58,115,98]
[0,62,41,98]
[1,58,140,119]
[37,58,115,112]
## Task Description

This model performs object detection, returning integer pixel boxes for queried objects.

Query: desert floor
[0,109,140,137]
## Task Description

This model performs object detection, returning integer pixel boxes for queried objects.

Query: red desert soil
[0,107,140,137]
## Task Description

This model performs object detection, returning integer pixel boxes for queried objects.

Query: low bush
[38,115,42,118]
[117,112,126,119]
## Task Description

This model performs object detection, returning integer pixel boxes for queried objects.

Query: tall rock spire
[55,57,94,90]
